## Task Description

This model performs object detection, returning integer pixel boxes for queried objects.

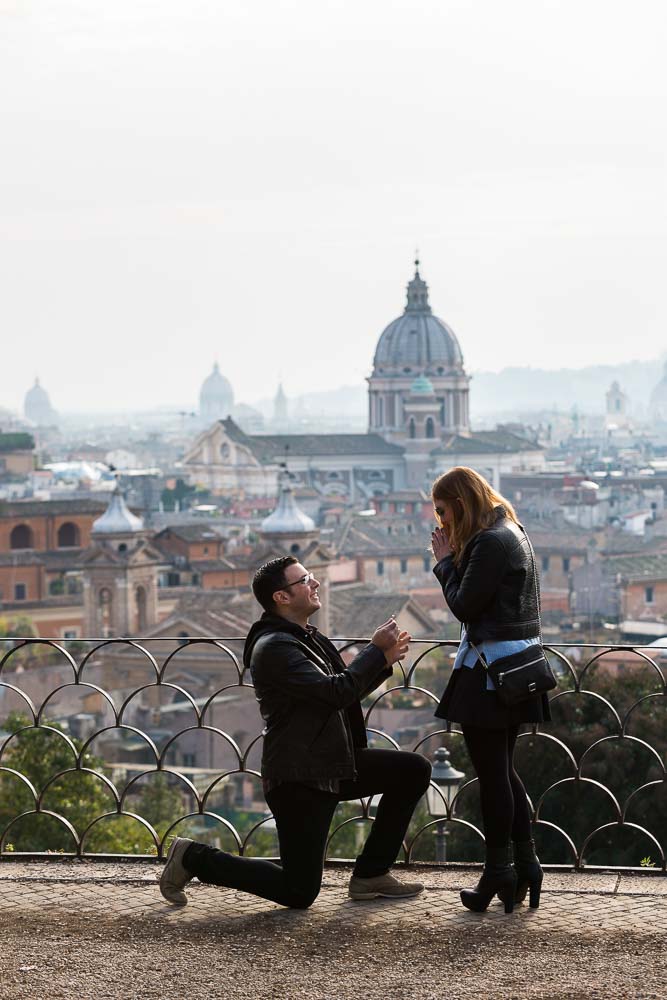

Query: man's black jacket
[244,614,391,784]
[433,506,540,643]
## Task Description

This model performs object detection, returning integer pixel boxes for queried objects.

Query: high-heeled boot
[513,838,543,908]
[460,845,517,914]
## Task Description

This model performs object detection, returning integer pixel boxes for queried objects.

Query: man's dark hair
[252,556,299,612]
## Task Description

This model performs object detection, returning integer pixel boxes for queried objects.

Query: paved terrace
[1,861,666,1000]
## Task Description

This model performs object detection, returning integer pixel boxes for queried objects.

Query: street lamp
[426,747,465,863]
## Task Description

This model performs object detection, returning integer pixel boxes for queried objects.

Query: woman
[431,466,549,914]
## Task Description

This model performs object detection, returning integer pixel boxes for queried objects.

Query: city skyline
[2,1,666,413]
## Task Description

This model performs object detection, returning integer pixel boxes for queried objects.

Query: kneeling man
[160,555,431,908]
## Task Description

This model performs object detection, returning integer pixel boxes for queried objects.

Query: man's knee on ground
[284,887,319,910]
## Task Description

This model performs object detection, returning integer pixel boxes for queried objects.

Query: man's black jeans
[182,748,431,909]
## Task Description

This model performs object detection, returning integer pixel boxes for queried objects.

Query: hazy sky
[1,0,666,414]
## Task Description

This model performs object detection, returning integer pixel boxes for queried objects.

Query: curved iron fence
[0,637,665,871]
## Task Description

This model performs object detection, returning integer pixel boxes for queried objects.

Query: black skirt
[435,661,552,730]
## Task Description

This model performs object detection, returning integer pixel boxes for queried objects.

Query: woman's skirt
[435,661,552,729]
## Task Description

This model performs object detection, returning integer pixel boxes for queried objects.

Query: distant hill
[470,358,665,417]
[253,385,367,419]
[251,357,665,424]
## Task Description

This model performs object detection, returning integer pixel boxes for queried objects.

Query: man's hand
[370,618,400,651]
[370,619,411,666]
[431,526,453,562]
[383,629,411,666]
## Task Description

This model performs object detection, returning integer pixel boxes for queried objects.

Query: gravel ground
[1,905,666,1000]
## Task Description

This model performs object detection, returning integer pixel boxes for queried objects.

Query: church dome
[373,262,464,374]
[24,378,57,425]
[199,363,234,421]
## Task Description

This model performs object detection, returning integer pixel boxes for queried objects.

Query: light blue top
[454,629,541,690]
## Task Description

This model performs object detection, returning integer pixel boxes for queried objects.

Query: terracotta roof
[329,584,439,637]
[606,554,667,582]
[156,525,226,543]
[332,514,432,557]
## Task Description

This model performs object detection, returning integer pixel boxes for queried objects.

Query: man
[160,555,431,909]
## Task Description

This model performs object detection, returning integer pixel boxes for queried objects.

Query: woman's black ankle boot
[513,839,543,908]
[460,846,517,914]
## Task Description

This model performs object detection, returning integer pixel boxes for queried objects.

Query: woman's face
[433,497,457,530]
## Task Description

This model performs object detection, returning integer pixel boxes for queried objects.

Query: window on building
[10,524,33,550]
[57,522,80,547]
[387,525,392,534]
[400,559,408,574]
[562,557,570,573]
[407,523,413,534]
[423,556,430,572]
[203,546,209,554]
[425,417,435,439]
[14,583,26,600]
[377,560,384,576]
[646,586,654,604]
[541,556,550,572]
[177,631,189,647]
[409,418,416,440]
[192,573,200,586]
[167,572,181,587]
[182,753,197,768]
[62,629,78,639]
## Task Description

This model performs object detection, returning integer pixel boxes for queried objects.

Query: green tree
[0,712,182,854]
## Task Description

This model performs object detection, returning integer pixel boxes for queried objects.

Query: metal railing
[0,637,665,871]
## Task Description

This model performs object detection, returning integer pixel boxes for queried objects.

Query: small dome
[92,486,144,534]
[410,373,435,395]
[261,473,315,536]
[373,263,464,374]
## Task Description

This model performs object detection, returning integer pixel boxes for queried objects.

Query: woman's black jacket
[244,613,391,784]
[433,506,540,643]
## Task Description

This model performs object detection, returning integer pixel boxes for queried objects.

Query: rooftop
[433,430,543,456]
[222,417,404,460]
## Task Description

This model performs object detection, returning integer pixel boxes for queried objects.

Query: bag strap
[468,640,487,671]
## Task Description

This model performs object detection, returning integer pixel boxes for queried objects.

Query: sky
[1,0,666,414]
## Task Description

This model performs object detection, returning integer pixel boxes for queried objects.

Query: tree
[0,712,181,854]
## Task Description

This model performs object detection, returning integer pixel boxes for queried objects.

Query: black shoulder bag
[469,529,557,707]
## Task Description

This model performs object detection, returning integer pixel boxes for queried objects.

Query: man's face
[274,562,321,617]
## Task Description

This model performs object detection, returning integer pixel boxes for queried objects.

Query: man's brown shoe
[348,872,424,901]
[159,837,194,906]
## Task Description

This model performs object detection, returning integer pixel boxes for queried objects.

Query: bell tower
[81,485,161,636]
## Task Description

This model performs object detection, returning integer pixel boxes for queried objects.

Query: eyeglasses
[281,572,316,590]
